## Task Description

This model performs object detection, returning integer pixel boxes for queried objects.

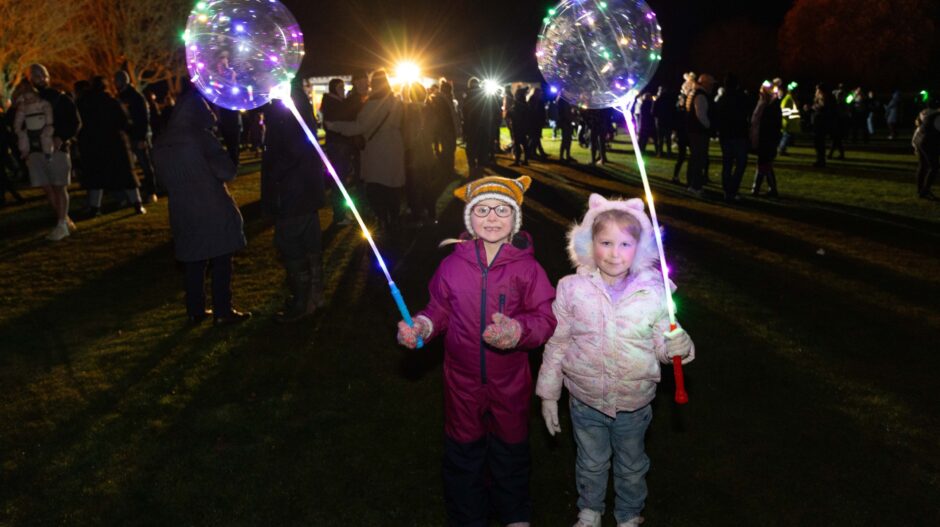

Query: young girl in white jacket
[536,193,695,527]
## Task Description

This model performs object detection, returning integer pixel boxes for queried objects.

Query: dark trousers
[325,141,355,219]
[590,130,607,163]
[511,131,530,163]
[916,147,939,196]
[828,126,845,159]
[686,131,710,190]
[560,127,573,160]
[275,213,322,261]
[365,182,401,235]
[655,119,672,155]
[720,137,748,198]
[443,435,531,527]
[222,132,240,168]
[131,144,157,195]
[0,157,23,203]
[184,253,233,317]
[437,134,457,176]
[814,128,828,165]
[673,131,689,180]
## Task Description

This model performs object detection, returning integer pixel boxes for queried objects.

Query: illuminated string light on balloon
[537,0,686,403]
[185,0,422,347]
[184,0,304,110]
[536,0,662,109]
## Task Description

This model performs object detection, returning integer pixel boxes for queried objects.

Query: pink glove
[397,318,430,349]
[482,312,522,350]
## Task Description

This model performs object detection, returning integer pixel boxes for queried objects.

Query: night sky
[282,0,795,87]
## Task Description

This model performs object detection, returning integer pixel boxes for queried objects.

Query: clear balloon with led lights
[536,0,663,109]
[183,0,304,110]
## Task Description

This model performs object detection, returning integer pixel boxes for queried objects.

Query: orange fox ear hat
[454,175,532,236]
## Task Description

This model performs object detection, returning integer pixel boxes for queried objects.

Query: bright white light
[395,61,421,84]
[482,79,501,96]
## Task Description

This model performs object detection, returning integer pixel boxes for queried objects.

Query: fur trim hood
[567,193,660,275]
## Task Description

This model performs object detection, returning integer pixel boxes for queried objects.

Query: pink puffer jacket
[535,193,693,417]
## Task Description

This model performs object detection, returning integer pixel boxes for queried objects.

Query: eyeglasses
[472,204,514,218]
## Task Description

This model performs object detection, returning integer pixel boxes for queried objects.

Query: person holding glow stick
[396,175,556,527]
[536,194,695,527]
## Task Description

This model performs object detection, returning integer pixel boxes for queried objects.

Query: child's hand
[396,318,430,349]
[665,326,695,364]
[541,399,562,436]
[482,312,522,350]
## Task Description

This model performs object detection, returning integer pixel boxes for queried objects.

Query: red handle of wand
[672,355,688,404]
[669,323,689,404]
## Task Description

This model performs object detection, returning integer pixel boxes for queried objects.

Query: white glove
[665,326,695,365]
[541,399,562,436]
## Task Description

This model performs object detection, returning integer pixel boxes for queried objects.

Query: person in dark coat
[652,86,675,157]
[750,83,783,197]
[715,74,750,201]
[508,87,531,166]
[152,86,250,325]
[0,105,25,206]
[634,92,656,153]
[217,108,242,168]
[584,108,610,165]
[811,83,834,168]
[557,95,576,163]
[527,87,548,159]
[77,76,144,216]
[262,78,326,322]
[462,78,492,178]
[320,78,356,225]
[430,79,459,177]
[115,71,158,203]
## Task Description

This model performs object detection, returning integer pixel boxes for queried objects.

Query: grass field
[1,131,938,526]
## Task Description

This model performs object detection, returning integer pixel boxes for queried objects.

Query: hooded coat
[417,232,556,442]
[535,194,693,417]
[153,91,246,262]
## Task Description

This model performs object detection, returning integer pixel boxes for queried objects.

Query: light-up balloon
[184,0,304,110]
[536,0,663,109]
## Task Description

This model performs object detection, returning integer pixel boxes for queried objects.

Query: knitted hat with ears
[454,175,531,237]
[567,193,659,274]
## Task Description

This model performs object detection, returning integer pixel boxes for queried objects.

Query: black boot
[751,172,764,195]
[766,171,779,197]
[275,258,313,323]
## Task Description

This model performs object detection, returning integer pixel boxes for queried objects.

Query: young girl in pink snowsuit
[536,194,695,527]
[397,175,556,527]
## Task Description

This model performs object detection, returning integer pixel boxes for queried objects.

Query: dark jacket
[153,91,246,262]
[716,88,751,140]
[37,87,81,145]
[261,85,325,218]
[77,90,138,190]
[461,86,492,143]
[117,85,151,142]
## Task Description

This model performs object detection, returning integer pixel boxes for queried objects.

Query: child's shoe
[574,508,602,527]
[617,516,644,527]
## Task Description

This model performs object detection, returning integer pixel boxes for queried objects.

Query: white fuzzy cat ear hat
[567,193,660,273]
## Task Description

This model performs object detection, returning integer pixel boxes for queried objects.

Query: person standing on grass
[396,176,556,527]
[750,82,783,198]
[114,71,158,204]
[811,83,834,168]
[508,86,531,166]
[76,76,146,218]
[262,78,326,323]
[320,78,356,226]
[325,69,405,239]
[912,95,940,200]
[430,79,459,177]
[685,73,715,197]
[558,95,576,163]
[885,89,901,140]
[527,87,548,159]
[536,193,695,527]
[26,64,81,240]
[652,85,675,157]
[153,84,250,326]
[715,73,750,202]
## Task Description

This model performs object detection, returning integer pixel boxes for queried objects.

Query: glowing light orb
[394,61,421,84]
[536,0,663,109]
[184,0,304,110]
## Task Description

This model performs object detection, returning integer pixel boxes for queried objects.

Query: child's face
[469,199,514,245]
[592,221,638,282]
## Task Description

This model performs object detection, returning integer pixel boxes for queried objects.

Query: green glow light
[845,94,854,104]
[548,8,556,16]
[195,1,207,10]
[599,1,608,9]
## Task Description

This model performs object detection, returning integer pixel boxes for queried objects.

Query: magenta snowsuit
[417,232,555,526]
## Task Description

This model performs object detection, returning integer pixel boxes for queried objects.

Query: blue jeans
[570,397,651,523]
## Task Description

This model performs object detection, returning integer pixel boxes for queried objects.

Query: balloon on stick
[184,0,422,347]
[537,0,685,402]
